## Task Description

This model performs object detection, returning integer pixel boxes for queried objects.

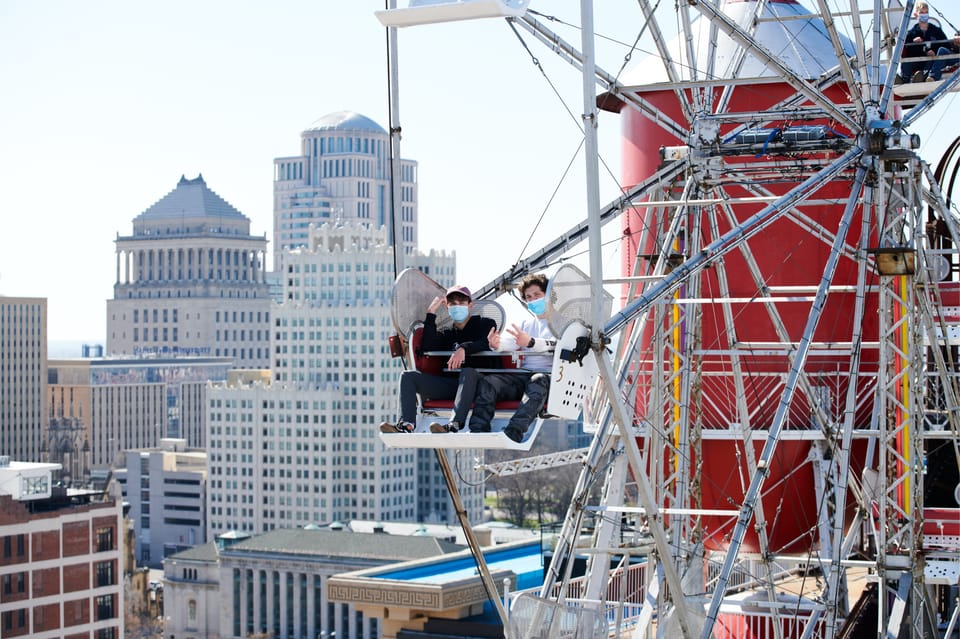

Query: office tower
[0,458,123,638]
[273,111,418,271]
[47,356,231,472]
[206,222,480,537]
[107,174,271,368]
[115,439,207,567]
[0,296,47,463]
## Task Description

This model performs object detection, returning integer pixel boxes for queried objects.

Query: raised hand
[487,326,501,350]
[427,296,445,314]
[505,323,531,348]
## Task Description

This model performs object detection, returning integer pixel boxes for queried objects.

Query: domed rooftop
[305,111,386,135]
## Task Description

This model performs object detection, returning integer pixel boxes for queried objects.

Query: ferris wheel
[377,1,960,637]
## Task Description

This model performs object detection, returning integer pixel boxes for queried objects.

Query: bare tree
[487,438,584,527]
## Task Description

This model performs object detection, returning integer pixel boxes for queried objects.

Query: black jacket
[421,313,500,369]
[904,22,956,59]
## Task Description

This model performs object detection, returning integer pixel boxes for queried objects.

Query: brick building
[0,459,123,638]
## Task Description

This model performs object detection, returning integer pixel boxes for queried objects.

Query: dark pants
[398,368,480,424]
[903,47,957,81]
[469,372,550,436]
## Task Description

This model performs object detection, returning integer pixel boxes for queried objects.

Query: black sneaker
[912,70,926,83]
[429,421,461,433]
[380,421,415,433]
[503,428,524,443]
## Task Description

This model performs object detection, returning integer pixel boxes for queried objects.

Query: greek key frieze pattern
[328,581,492,611]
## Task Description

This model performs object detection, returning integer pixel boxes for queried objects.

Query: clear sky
[1,1,958,345]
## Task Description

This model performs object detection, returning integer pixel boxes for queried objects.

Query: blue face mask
[527,298,547,316]
[448,305,469,323]
[919,13,930,23]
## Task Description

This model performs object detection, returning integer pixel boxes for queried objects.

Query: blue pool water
[375,542,544,590]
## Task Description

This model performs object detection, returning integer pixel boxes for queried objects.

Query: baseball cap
[445,285,472,301]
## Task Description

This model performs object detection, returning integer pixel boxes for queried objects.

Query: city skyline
[2,1,958,343]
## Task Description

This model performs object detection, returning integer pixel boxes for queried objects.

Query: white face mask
[448,305,469,323]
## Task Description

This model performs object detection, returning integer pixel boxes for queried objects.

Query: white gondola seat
[375,0,530,28]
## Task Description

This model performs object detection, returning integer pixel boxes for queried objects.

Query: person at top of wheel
[901,2,960,82]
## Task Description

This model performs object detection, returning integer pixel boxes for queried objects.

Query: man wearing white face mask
[380,285,499,433]
[901,2,960,82]
[432,273,556,442]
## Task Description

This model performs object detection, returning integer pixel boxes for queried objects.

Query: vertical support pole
[386,0,405,276]
[434,449,510,632]
[874,155,927,639]
[579,0,604,337]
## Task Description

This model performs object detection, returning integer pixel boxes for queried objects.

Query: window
[1,609,25,632]
[188,599,197,623]
[96,561,115,587]
[95,594,115,620]
[95,527,114,552]
[21,475,47,496]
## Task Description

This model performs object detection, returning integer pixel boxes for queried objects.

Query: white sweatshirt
[498,316,556,372]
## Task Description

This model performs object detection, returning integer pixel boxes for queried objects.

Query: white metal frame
[375,1,960,638]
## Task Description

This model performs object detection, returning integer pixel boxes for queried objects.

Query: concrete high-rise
[48,356,231,472]
[116,439,207,567]
[0,296,47,463]
[273,111,418,271]
[107,175,271,368]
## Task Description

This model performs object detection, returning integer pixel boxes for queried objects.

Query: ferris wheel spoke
[605,147,863,337]
[713,0,768,114]
[878,2,919,113]
[814,0,865,114]
[688,0,858,131]
[678,1,706,113]
[513,13,691,139]
[700,163,869,639]
[635,0,696,123]
[901,72,960,126]
[740,182,862,264]
[702,191,787,618]
[711,186,848,434]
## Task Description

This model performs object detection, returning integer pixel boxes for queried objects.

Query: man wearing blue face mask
[431,273,556,442]
[901,2,960,83]
[380,285,499,433]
